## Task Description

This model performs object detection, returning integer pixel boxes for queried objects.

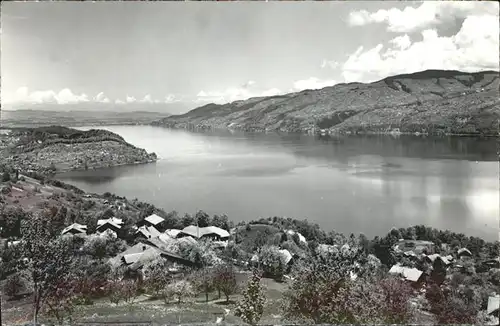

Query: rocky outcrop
[152,70,500,136]
[0,126,157,174]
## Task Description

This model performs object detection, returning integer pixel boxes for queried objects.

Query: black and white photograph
[0,1,499,325]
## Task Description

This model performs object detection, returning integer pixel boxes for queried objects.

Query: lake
[57,125,499,241]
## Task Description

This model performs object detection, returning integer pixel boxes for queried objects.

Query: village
[55,208,500,325]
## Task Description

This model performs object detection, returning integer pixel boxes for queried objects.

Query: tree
[425,283,479,324]
[44,280,76,325]
[20,213,74,324]
[143,258,173,298]
[258,245,287,281]
[211,214,230,230]
[2,171,10,182]
[182,213,194,227]
[192,268,215,302]
[213,264,238,303]
[235,269,266,325]
[165,279,195,304]
[195,210,210,228]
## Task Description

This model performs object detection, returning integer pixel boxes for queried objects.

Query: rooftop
[144,213,164,226]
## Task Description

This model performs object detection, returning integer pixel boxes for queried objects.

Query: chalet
[61,223,87,236]
[135,225,161,240]
[97,217,123,234]
[177,225,230,241]
[389,264,425,286]
[138,214,165,229]
[457,247,472,258]
[111,241,200,271]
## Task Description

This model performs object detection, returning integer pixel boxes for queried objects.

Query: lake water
[57,125,500,241]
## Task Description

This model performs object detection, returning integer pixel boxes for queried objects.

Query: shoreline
[152,123,500,139]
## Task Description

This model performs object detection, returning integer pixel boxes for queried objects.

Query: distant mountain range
[152,70,500,137]
[0,109,171,128]
[1,101,193,115]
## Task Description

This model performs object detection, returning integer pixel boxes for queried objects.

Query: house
[135,225,161,240]
[109,242,155,268]
[457,248,472,258]
[285,230,307,244]
[164,229,182,238]
[177,225,230,241]
[394,240,435,255]
[389,264,425,285]
[97,217,123,234]
[482,257,500,269]
[138,214,165,229]
[61,223,87,236]
[487,295,499,317]
[424,254,452,266]
[279,249,293,266]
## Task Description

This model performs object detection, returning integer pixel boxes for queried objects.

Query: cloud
[115,99,125,105]
[140,94,153,103]
[165,94,180,103]
[13,87,89,104]
[348,1,498,33]
[321,59,339,69]
[126,95,136,103]
[341,15,499,82]
[292,77,336,91]
[195,81,284,104]
[94,92,110,103]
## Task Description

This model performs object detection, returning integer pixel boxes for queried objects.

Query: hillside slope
[152,70,500,136]
[0,126,157,174]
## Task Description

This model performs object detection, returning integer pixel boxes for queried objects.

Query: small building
[487,295,500,318]
[424,254,452,266]
[457,248,472,258]
[135,225,161,240]
[61,223,87,236]
[389,264,425,285]
[164,229,182,238]
[394,240,435,255]
[285,230,307,244]
[482,257,500,269]
[177,225,230,241]
[138,214,165,229]
[97,217,123,234]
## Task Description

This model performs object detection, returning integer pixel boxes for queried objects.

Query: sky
[1,1,499,110]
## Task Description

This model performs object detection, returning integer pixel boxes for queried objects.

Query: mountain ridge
[152,69,500,136]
